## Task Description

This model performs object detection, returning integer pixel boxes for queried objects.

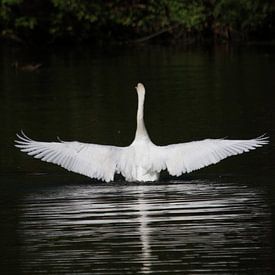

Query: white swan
[15,83,268,182]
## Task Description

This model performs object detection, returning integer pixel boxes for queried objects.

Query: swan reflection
[18,180,272,273]
[137,189,152,273]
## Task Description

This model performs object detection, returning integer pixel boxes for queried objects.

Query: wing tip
[255,134,269,145]
[14,130,34,147]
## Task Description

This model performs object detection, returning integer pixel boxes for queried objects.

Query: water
[0,45,275,273]
[1,176,273,274]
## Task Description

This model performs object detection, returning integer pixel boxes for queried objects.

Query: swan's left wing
[155,136,268,176]
[15,132,123,182]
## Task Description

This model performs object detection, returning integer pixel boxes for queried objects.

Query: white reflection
[17,181,271,274]
[137,189,152,273]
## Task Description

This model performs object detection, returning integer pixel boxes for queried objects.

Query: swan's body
[15,83,268,182]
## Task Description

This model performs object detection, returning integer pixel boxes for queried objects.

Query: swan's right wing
[155,136,268,176]
[15,132,123,182]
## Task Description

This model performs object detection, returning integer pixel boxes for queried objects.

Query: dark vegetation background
[0,0,274,46]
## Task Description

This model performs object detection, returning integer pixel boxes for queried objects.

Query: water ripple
[15,180,272,274]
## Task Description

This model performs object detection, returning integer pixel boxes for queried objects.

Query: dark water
[1,45,275,273]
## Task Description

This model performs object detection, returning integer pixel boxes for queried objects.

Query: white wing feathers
[158,136,268,176]
[15,132,268,182]
[15,132,122,182]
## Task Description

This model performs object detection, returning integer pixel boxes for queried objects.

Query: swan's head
[136,83,145,95]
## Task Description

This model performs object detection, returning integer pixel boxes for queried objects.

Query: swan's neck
[135,91,150,141]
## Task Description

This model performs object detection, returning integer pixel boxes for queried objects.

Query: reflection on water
[15,179,271,274]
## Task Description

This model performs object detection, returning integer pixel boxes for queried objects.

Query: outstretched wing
[156,136,268,176]
[15,132,123,182]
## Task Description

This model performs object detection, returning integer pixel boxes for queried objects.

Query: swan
[15,83,268,182]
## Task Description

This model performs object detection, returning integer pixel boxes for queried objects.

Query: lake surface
[1,44,275,273]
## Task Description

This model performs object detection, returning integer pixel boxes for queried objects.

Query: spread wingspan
[156,136,268,176]
[15,131,123,182]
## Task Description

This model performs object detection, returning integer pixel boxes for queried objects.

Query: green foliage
[214,0,271,30]
[2,0,23,4]
[15,16,37,29]
[49,1,100,40]
[0,0,273,43]
[167,0,206,30]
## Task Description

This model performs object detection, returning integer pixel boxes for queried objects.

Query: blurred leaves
[213,0,272,38]
[0,0,274,43]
